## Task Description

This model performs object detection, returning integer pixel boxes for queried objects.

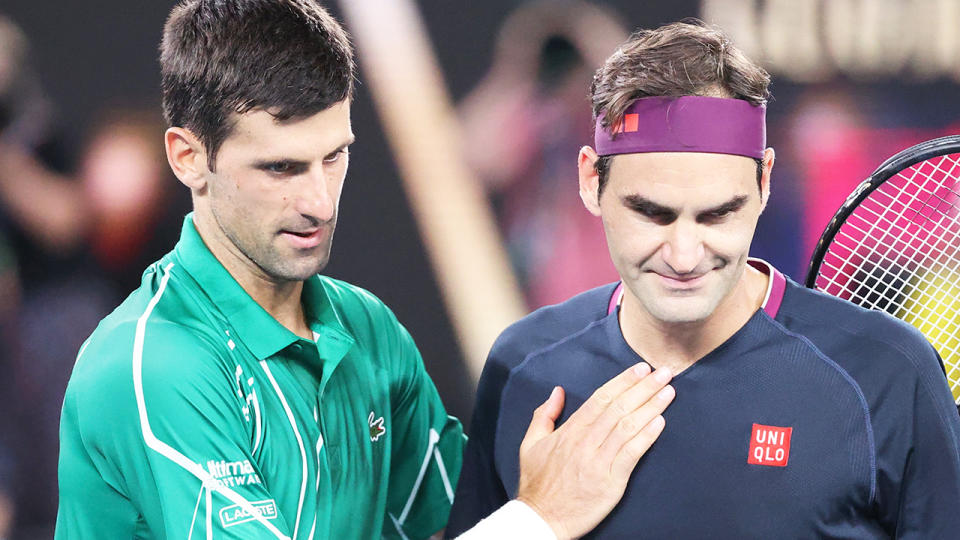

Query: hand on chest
[496,334,876,537]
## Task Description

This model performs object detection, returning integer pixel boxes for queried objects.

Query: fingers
[596,382,674,467]
[520,386,565,452]
[583,366,673,446]
[610,414,667,479]
[540,385,565,422]
[568,362,652,426]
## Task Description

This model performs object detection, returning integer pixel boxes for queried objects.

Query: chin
[262,256,330,282]
[647,297,717,324]
[655,312,710,325]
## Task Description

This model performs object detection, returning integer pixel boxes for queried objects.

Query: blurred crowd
[0,14,189,538]
[457,1,626,308]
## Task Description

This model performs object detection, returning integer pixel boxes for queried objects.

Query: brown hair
[590,20,770,195]
[160,0,355,170]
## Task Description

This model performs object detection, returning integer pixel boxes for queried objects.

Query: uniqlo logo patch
[748,423,792,467]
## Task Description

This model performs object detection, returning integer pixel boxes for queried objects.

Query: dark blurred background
[1,0,959,536]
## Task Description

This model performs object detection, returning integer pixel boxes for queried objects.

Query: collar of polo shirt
[175,214,355,364]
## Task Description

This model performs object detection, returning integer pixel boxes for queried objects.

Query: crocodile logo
[368,411,386,442]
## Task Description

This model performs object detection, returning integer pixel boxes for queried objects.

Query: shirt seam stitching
[783,306,958,438]
[762,312,879,505]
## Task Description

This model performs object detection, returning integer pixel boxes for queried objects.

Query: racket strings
[844,158,960,330]
[814,153,960,401]
[841,209,960,326]
[820,158,959,305]
[819,156,940,296]
[833,160,960,308]
[825,156,960,289]
[830,197,960,307]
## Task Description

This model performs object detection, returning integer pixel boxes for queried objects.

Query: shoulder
[774,280,952,418]
[65,324,236,474]
[68,272,232,427]
[488,282,618,371]
[777,281,938,369]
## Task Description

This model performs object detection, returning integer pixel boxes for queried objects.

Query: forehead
[607,152,756,200]
[219,99,352,158]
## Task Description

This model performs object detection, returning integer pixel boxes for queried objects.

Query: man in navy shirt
[448,20,960,539]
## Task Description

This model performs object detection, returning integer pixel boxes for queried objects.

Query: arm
[881,348,960,538]
[445,354,514,537]
[382,312,466,540]
[0,141,90,252]
[57,323,293,539]
[457,362,674,540]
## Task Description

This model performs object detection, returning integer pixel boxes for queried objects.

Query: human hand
[515,363,674,539]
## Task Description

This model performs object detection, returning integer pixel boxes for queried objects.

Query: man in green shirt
[57,211,463,539]
[56,2,462,538]
[56,1,675,538]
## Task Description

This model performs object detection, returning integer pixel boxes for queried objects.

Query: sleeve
[381,313,466,540]
[454,500,556,540]
[60,322,294,540]
[876,347,960,538]
[444,347,514,538]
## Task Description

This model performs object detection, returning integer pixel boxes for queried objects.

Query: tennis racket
[806,135,960,409]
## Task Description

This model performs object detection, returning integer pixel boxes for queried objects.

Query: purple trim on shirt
[747,258,786,318]
[608,282,624,316]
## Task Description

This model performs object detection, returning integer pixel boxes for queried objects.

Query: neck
[193,212,312,340]
[619,264,768,375]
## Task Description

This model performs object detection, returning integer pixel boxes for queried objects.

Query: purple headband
[594,96,766,159]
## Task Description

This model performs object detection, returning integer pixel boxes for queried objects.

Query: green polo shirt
[56,215,465,539]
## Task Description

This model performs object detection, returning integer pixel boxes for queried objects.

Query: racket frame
[805,134,960,288]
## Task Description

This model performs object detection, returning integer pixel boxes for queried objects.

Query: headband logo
[613,113,640,134]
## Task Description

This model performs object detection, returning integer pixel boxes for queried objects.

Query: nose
[660,220,705,275]
[294,170,336,222]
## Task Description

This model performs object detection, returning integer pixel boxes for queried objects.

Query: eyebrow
[622,195,677,219]
[250,135,356,168]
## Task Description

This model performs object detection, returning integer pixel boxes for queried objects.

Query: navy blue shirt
[447,263,960,538]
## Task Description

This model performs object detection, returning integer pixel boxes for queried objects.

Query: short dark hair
[160,0,355,170]
[590,20,770,196]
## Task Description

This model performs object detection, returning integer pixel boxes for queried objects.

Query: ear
[578,146,602,216]
[759,147,775,213]
[165,127,210,190]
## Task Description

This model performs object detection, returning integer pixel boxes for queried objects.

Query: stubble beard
[249,233,334,283]
[215,214,336,284]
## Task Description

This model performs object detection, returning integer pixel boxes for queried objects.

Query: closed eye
[323,148,348,164]
[257,160,308,176]
[622,195,678,225]
[696,195,749,224]
[640,208,677,225]
[699,208,734,222]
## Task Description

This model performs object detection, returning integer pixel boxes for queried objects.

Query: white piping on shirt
[251,383,264,454]
[398,428,441,524]
[433,446,454,503]
[748,257,775,309]
[132,263,289,539]
[187,483,203,540]
[260,359,309,540]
